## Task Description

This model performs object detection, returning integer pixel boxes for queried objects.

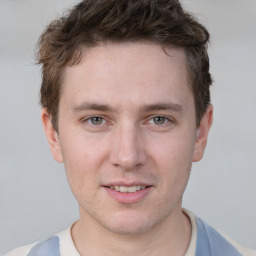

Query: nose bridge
[111,121,145,170]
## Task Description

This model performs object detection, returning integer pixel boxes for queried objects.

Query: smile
[104,185,152,203]
[109,185,146,193]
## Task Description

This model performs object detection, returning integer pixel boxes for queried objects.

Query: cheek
[149,131,195,168]
[60,130,108,168]
[58,133,107,200]
[148,131,194,192]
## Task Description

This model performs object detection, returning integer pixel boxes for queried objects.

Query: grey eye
[153,116,166,125]
[90,117,104,125]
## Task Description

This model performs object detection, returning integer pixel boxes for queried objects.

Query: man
[5,0,256,255]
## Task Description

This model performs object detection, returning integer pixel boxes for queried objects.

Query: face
[42,42,212,235]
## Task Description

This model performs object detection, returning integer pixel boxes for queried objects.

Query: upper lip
[103,181,152,187]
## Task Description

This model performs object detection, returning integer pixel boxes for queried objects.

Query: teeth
[114,186,120,192]
[120,186,128,192]
[127,186,136,192]
[110,185,146,193]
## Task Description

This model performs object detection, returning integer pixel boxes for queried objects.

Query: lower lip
[104,187,152,204]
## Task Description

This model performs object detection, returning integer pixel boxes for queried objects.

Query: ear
[41,109,63,163]
[192,105,213,162]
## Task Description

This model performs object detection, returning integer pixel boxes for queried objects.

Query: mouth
[107,185,148,193]
[103,184,152,203]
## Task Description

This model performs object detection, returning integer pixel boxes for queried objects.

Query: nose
[110,123,147,171]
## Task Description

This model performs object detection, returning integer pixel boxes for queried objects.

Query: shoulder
[4,224,78,256]
[4,242,37,256]
[196,216,256,256]
[4,236,60,256]
[218,230,256,256]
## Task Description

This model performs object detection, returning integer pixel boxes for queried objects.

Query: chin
[100,210,168,236]
[104,221,153,235]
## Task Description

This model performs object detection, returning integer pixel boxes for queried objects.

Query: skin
[42,42,213,256]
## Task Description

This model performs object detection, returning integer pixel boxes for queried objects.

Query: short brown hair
[37,0,212,130]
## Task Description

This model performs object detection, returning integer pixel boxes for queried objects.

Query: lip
[104,181,151,187]
[103,185,152,204]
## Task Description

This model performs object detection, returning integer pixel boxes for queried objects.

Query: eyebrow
[73,103,116,112]
[140,103,183,113]
[72,102,183,113]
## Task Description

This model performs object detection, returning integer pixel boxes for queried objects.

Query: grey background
[0,0,255,254]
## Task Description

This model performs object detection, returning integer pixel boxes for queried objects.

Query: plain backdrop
[0,0,255,254]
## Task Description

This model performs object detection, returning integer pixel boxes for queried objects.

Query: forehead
[60,42,192,109]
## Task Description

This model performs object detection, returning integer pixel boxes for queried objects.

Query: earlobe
[41,109,63,163]
[192,105,213,162]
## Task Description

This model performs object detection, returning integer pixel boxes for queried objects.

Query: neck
[72,207,192,256]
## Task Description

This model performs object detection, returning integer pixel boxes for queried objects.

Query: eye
[149,116,169,125]
[88,116,105,125]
